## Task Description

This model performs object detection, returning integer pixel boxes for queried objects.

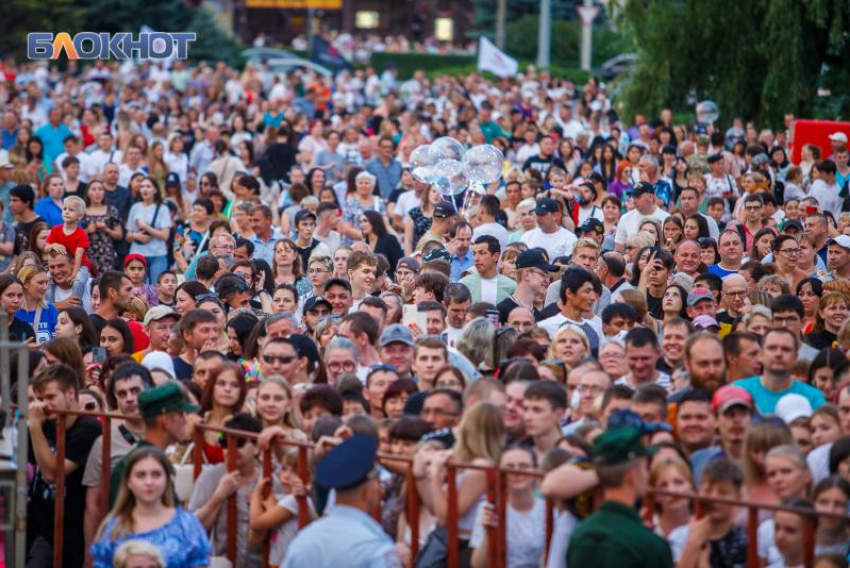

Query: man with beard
[669,332,726,403]
[723,332,763,383]
[89,270,134,332]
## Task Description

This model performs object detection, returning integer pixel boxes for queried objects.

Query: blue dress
[91,506,211,568]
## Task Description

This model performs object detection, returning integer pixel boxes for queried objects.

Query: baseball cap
[592,425,657,467]
[774,393,813,424]
[687,288,715,307]
[752,153,770,167]
[829,132,848,144]
[433,201,457,219]
[165,172,180,187]
[515,249,559,272]
[711,385,754,415]
[782,219,804,233]
[629,181,654,197]
[294,209,317,225]
[707,153,724,164]
[534,198,559,215]
[827,235,850,251]
[142,305,181,327]
[607,409,672,435]
[379,323,414,347]
[304,296,332,312]
[692,315,720,330]
[397,257,420,273]
[577,218,604,236]
[139,382,199,418]
[423,247,451,263]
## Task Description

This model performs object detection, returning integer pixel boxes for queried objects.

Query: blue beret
[315,434,378,490]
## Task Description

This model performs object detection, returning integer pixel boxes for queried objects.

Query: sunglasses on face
[263,354,296,365]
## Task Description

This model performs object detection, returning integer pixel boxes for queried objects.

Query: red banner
[792,119,850,163]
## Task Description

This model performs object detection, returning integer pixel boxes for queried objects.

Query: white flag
[477,37,519,78]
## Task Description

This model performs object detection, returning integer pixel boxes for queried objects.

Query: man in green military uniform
[567,425,673,568]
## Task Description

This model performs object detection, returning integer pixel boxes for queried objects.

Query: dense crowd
[1,53,850,568]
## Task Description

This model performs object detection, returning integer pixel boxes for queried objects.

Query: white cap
[827,235,850,251]
[141,350,176,381]
[829,132,848,144]
[0,156,11,169]
[774,393,813,424]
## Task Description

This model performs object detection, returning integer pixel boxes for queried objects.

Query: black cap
[707,153,724,164]
[294,209,317,225]
[304,296,332,312]
[534,197,559,215]
[629,181,654,197]
[515,249,559,272]
[423,247,451,263]
[434,201,457,219]
[165,172,181,187]
[315,434,378,490]
[578,218,604,235]
[324,278,352,293]
[396,257,420,273]
[782,219,804,233]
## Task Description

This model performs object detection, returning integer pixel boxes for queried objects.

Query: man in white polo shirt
[614,181,670,253]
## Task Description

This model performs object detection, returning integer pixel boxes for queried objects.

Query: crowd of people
[2,52,850,568]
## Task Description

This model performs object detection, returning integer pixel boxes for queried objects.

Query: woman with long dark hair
[0,274,34,342]
[360,210,403,279]
[126,176,172,283]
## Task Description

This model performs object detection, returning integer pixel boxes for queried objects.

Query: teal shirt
[732,376,826,415]
[568,500,673,568]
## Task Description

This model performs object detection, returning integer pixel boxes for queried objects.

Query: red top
[46,225,94,274]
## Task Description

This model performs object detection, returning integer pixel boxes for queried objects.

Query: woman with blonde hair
[806,291,850,350]
[16,263,57,344]
[742,420,794,511]
[253,376,306,442]
[548,324,589,369]
[414,402,504,562]
[91,446,211,567]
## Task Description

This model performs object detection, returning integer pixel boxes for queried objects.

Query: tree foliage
[617,0,850,126]
[504,15,630,68]
[0,0,83,59]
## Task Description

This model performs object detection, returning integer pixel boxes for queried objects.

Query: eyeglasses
[744,205,763,211]
[263,354,296,365]
[308,268,329,275]
[196,292,219,302]
[327,361,356,372]
[773,315,800,324]
[725,291,747,298]
[778,248,800,255]
[577,384,606,395]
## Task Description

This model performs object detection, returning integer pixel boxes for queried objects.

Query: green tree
[0,0,83,59]
[617,0,850,126]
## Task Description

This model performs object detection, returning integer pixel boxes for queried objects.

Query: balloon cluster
[410,137,504,197]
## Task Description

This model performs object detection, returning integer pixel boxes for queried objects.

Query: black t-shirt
[89,313,107,336]
[172,356,193,381]
[708,525,748,568]
[522,154,567,177]
[497,297,542,324]
[15,215,45,255]
[805,329,837,351]
[647,292,663,320]
[27,416,101,568]
[8,316,34,343]
[296,239,323,273]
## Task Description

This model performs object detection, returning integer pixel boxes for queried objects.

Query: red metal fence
[43,408,850,568]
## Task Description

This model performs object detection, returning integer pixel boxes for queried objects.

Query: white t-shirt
[810,179,842,218]
[520,227,577,262]
[473,222,509,252]
[538,313,604,347]
[480,276,498,305]
[126,201,172,257]
[471,498,546,568]
[395,190,422,220]
[577,204,604,224]
[614,207,670,245]
[545,509,577,568]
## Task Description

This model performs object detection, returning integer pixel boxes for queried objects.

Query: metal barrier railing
[41,409,850,568]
